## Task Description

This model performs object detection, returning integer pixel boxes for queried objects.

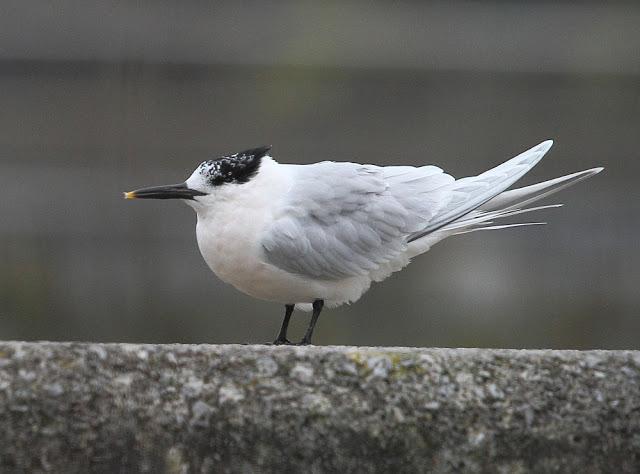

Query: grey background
[1,1,638,348]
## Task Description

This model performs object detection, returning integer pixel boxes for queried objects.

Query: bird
[124,141,602,345]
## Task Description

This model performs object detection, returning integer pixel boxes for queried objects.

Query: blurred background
[1,1,638,348]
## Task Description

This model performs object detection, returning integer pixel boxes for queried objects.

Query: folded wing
[261,161,453,280]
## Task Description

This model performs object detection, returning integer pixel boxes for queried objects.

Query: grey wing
[261,161,454,280]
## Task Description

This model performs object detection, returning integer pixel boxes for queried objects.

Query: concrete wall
[1,342,639,472]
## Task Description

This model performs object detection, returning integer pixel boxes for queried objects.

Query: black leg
[299,299,324,345]
[273,304,295,345]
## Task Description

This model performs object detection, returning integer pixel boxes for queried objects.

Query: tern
[125,141,602,345]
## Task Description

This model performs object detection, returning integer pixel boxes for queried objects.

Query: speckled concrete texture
[0,342,639,473]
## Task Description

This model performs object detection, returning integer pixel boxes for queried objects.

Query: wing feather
[261,161,451,280]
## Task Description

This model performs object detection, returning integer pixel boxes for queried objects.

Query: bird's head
[124,146,272,208]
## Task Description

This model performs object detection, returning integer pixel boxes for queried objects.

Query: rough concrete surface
[0,342,639,473]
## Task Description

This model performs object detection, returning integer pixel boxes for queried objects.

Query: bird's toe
[272,338,293,345]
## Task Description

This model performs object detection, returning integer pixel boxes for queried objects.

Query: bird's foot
[296,338,312,346]
[272,337,293,345]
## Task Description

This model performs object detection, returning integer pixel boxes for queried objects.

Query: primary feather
[407,140,553,241]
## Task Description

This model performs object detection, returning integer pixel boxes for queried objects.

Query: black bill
[124,182,207,200]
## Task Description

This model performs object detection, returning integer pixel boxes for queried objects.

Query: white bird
[125,141,602,345]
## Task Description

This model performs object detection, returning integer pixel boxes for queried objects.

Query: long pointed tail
[478,167,604,213]
[406,141,603,256]
[446,166,603,235]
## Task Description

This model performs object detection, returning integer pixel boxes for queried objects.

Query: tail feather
[453,222,547,235]
[444,204,563,231]
[407,141,603,248]
[443,168,603,235]
[478,167,604,213]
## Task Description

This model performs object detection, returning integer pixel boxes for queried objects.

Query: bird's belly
[196,220,372,307]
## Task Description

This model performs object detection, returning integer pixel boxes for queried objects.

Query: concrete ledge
[1,342,639,473]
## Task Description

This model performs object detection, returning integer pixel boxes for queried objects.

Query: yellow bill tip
[123,191,136,200]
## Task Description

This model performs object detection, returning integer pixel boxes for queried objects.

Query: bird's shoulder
[280,161,387,205]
